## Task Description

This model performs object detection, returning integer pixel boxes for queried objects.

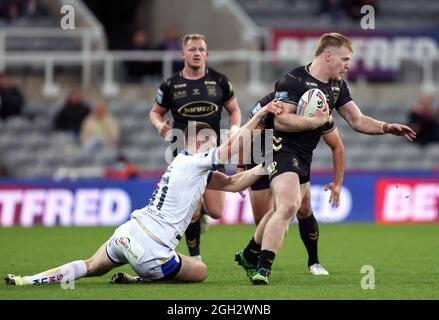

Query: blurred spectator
[125,29,160,81]
[0,73,24,120]
[319,0,347,24]
[157,25,184,73]
[0,0,24,22]
[22,0,50,19]
[407,95,439,146]
[105,154,139,180]
[0,164,10,178]
[54,89,90,135]
[80,100,120,151]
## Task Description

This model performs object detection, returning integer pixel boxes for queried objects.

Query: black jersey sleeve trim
[224,95,236,106]
[322,124,337,135]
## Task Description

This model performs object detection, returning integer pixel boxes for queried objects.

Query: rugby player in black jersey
[149,34,241,260]
[236,91,345,277]
[236,32,416,285]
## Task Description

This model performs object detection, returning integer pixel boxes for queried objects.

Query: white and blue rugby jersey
[131,148,219,249]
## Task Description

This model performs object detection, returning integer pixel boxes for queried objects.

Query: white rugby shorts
[106,219,181,281]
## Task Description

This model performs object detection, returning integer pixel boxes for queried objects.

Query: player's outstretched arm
[216,103,282,163]
[322,127,345,208]
[207,163,265,192]
[273,100,330,132]
[337,101,417,141]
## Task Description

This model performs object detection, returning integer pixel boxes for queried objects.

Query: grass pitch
[0,224,438,300]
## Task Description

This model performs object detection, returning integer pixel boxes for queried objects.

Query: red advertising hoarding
[376,179,439,223]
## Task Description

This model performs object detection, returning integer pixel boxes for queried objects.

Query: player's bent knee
[206,209,222,219]
[278,201,300,219]
[203,203,224,219]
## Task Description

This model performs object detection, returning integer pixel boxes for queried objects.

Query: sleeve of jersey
[334,80,353,109]
[249,101,274,129]
[220,75,235,104]
[155,81,171,108]
[274,76,300,105]
[194,148,220,170]
[322,117,336,134]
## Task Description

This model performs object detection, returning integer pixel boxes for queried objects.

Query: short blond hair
[315,33,353,56]
[182,33,207,48]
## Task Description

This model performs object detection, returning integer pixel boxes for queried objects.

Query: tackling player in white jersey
[4,103,281,285]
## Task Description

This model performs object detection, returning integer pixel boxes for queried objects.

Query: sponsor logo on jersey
[275,91,289,102]
[178,101,219,117]
[174,83,187,89]
[156,89,164,104]
[306,81,318,87]
[204,81,216,85]
[173,90,187,99]
[117,236,139,260]
[331,86,340,92]
[250,103,262,118]
[192,88,201,96]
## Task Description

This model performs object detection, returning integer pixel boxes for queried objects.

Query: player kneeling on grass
[4,103,281,286]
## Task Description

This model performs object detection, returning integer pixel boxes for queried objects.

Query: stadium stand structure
[235,0,439,30]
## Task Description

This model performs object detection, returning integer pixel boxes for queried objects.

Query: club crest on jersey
[206,86,217,97]
[178,101,219,117]
[173,90,187,99]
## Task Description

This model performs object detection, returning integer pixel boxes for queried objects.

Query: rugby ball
[296,89,327,118]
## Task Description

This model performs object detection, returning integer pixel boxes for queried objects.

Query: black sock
[185,219,201,257]
[298,213,319,267]
[257,250,276,272]
[243,237,261,266]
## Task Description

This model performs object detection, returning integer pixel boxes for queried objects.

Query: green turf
[1,224,438,300]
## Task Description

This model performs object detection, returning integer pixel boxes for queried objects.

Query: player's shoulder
[206,67,228,82]
[161,72,181,87]
[277,66,307,86]
[288,65,307,78]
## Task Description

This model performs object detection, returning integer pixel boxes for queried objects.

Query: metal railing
[1,49,438,97]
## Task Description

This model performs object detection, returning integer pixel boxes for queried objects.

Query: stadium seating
[0,98,435,179]
[236,0,439,30]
